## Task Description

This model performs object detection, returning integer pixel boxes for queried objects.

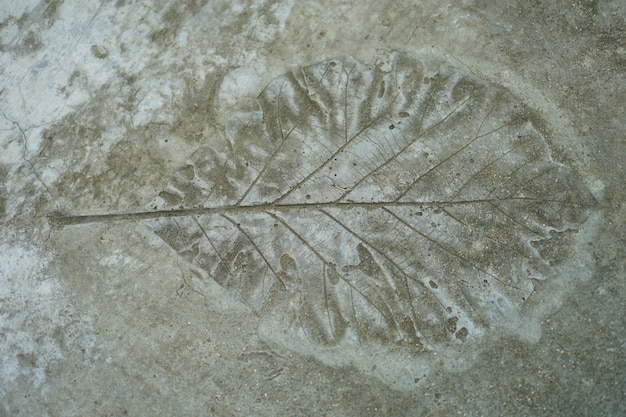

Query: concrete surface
[0,1,624,416]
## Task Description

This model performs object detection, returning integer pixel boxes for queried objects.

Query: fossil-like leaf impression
[152,54,595,352]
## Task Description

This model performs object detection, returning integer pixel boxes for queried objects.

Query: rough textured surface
[0,0,624,415]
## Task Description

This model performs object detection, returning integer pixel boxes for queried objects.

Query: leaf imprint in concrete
[51,54,596,367]
[147,53,596,357]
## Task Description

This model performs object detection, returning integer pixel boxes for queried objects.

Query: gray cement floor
[1,1,624,416]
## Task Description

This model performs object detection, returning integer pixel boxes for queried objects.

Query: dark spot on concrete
[91,44,109,59]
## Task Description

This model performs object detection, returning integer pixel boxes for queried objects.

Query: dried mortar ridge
[52,53,598,389]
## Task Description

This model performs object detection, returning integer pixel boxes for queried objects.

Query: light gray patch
[0,0,63,55]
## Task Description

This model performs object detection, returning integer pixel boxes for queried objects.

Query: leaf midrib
[48,197,564,227]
